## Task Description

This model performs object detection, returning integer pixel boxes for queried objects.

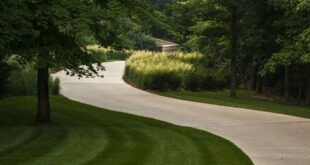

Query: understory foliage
[125,51,227,91]
[0,62,13,97]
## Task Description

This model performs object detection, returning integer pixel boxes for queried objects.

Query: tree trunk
[250,62,257,91]
[36,67,50,123]
[230,7,238,98]
[256,75,263,95]
[284,65,289,100]
[243,73,248,89]
[297,81,303,104]
[306,75,310,104]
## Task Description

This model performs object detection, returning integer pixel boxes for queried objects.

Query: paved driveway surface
[54,61,310,165]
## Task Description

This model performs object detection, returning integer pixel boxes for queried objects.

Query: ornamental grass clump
[87,45,132,61]
[7,65,61,96]
[125,51,226,91]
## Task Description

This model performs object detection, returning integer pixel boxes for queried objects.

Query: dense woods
[150,0,310,103]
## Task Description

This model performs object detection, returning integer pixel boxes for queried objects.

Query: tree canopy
[0,0,162,123]
[163,0,310,102]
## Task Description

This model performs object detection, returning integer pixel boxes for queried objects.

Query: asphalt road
[54,61,310,165]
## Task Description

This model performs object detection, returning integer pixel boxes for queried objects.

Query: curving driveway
[54,61,310,165]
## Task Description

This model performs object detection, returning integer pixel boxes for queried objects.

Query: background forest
[147,0,310,104]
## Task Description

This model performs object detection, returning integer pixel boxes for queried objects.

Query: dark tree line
[155,0,310,103]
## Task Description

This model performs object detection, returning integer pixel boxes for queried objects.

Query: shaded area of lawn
[0,96,252,165]
[157,90,310,119]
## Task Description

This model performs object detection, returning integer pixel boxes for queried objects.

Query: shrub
[50,77,60,95]
[124,51,227,91]
[8,66,37,96]
[131,33,156,51]
[200,68,227,90]
[144,71,182,91]
[0,62,14,97]
[183,70,203,91]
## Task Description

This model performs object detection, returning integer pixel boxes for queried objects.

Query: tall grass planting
[7,65,60,96]
[87,45,132,61]
[124,51,226,91]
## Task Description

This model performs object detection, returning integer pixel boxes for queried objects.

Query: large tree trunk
[35,67,50,123]
[230,7,238,98]
[284,65,289,100]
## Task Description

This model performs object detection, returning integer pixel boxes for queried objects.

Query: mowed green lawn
[0,96,252,165]
[157,90,310,119]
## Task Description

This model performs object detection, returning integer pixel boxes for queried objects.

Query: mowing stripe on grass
[0,96,253,165]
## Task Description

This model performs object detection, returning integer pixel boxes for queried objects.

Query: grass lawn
[0,96,252,165]
[156,90,310,119]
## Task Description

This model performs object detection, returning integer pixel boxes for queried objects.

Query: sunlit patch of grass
[157,90,310,118]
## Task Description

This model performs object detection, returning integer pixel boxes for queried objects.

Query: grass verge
[156,90,310,118]
[0,96,252,165]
